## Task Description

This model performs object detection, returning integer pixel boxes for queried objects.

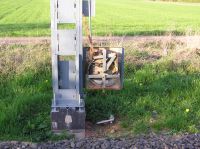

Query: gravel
[0,134,200,149]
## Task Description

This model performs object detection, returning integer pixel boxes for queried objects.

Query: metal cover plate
[58,30,76,55]
[83,0,96,17]
[58,0,76,23]
[58,61,76,89]
[57,89,77,100]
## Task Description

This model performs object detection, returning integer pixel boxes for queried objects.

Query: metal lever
[96,115,115,125]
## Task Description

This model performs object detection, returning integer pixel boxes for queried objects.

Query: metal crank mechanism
[85,47,123,90]
[88,48,120,88]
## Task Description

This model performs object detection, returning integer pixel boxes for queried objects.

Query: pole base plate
[51,108,85,138]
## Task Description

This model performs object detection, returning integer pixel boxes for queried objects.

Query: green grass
[0,40,200,141]
[158,0,200,2]
[0,0,200,36]
[87,62,200,134]
[0,44,69,141]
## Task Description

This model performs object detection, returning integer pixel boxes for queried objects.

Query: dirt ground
[0,36,200,45]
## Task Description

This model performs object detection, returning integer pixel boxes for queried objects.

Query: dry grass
[0,43,51,77]
[87,34,200,69]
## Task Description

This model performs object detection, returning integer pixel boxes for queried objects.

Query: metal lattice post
[50,0,123,138]
[50,0,85,138]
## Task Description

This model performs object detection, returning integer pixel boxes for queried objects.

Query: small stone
[76,141,84,148]
[101,141,111,149]
[30,143,38,149]
[10,141,18,144]
[70,142,75,148]
[86,143,91,149]
[152,110,158,119]
[4,146,9,149]
[110,129,116,134]
[116,141,124,148]
[64,141,70,146]
[95,145,100,149]
[93,141,100,147]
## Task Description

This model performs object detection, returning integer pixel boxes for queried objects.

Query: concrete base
[53,129,85,139]
[51,108,85,139]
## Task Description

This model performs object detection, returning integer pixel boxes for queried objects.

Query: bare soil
[0,36,199,45]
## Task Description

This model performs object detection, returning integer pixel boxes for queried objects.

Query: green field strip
[0,0,200,36]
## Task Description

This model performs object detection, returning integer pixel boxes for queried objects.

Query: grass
[0,0,200,36]
[157,0,200,2]
[0,43,69,141]
[0,37,200,141]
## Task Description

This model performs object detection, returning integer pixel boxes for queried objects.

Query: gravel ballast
[0,134,200,149]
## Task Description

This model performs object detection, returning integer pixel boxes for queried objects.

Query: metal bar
[88,74,103,79]
[106,54,116,70]
[51,0,59,93]
[103,49,107,72]
[93,55,103,59]
[106,74,120,79]
[52,105,84,108]
[88,74,120,79]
